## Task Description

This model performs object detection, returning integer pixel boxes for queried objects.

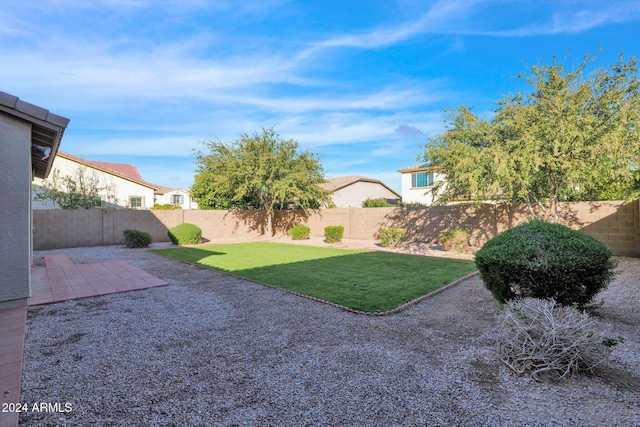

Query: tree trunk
[266,212,274,236]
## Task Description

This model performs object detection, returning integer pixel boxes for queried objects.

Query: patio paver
[0,255,168,427]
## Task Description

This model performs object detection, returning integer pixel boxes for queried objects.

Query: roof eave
[0,92,70,179]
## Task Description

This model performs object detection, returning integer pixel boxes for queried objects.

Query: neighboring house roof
[0,91,70,179]
[397,162,432,173]
[153,185,175,195]
[320,175,402,199]
[57,151,158,190]
[89,160,143,181]
[153,185,191,196]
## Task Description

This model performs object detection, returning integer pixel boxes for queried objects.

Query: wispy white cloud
[309,0,640,50]
[314,0,483,49]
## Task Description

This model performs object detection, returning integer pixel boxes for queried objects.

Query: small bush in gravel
[499,298,623,380]
[379,227,406,248]
[475,219,617,308]
[291,225,311,240]
[324,225,344,243]
[439,229,469,252]
[123,229,152,248]
[168,223,202,245]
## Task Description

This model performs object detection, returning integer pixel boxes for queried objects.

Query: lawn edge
[153,249,479,316]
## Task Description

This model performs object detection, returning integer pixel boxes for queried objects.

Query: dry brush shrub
[379,227,406,248]
[439,229,469,253]
[499,298,623,381]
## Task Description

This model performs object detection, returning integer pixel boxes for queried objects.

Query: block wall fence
[33,200,640,257]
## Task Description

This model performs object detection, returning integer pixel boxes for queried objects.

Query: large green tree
[191,128,329,235]
[424,53,640,222]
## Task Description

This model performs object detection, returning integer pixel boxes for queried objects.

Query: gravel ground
[19,240,640,426]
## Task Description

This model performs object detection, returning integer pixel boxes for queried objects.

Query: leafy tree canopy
[191,127,329,235]
[424,52,640,222]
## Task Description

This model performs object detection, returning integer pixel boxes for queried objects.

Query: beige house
[320,175,401,208]
[0,91,69,309]
[398,163,447,205]
[33,152,158,209]
[154,185,199,209]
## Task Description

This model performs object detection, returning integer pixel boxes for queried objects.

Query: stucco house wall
[32,153,156,209]
[0,115,32,309]
[399,170,447,205]
[321,175,401,208]
[0,91,69,309]
[154,187,199,209]
[398,162,447,205]
[331,180,401,208]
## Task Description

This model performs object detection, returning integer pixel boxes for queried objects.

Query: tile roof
[57,151,158,190]
[397,162,433,173]
[0,91,70,179]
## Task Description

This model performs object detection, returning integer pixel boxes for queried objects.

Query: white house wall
[32,156,155,209]
[155,189,199,209]
[331,181,400,208]
[400,171,447,205]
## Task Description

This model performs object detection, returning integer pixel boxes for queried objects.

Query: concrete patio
[0,255,167,427]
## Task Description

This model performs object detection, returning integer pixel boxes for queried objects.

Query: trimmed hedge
[123,229,152,248]
[291,225,311,240]
[324,225,344,243]
[168,223,202,245]
[475,219,617,308]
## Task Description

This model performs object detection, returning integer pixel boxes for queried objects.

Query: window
[172,194,183,205]
[129,196,143,208]
[411,172,434,188]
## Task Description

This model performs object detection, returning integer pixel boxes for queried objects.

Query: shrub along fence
[32,200,640,257]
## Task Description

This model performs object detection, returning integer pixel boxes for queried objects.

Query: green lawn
[154,242,477,313]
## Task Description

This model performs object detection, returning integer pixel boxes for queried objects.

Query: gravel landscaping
[20,240,640,426]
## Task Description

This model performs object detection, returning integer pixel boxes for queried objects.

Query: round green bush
[291,225,311,240]
[324,225,344,243]
[168,223,202,245]
[475,219,617,308]
[123,229,152,248]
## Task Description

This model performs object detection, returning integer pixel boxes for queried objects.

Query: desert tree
[191,127,329,235]
[424,52,640,222]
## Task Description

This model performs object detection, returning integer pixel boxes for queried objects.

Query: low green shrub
[439,229,469,252]
[291,225,311,240]
[362,197,393,208]
[151,203,182,210]
[324,225,344,243]
[475,219,617,308]
[123,229,152,248]
[168,223,202,245]
[379,227,406,248]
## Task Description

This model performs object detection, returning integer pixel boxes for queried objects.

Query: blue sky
[2,0,639,193]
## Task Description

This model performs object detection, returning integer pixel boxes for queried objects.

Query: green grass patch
[154,242,476,313]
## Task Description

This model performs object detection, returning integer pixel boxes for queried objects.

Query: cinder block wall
[33,200,640,257]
